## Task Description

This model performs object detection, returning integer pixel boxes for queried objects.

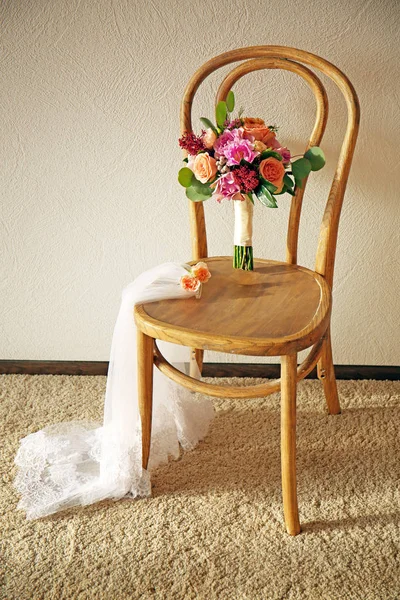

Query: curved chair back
[180,46,360,287]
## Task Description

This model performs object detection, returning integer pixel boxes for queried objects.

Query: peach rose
[180,274,201,292]
[191,262,211,283]
[259,157,285,193]
[203,128,217,150]
[193,153,217,184]
[243,117,276,145]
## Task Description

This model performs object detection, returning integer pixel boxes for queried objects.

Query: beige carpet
[1,374,400,600]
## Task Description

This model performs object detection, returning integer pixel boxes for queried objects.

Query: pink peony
[214,128,258,166]
[214,128,239,155]
[224,140,258,166]
[210,172,242,203]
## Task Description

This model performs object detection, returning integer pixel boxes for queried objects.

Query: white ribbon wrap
[14,263,214,520]
[233,196,254,246]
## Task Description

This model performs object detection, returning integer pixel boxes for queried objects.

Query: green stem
[233,245,254,271]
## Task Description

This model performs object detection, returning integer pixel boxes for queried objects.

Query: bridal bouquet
[178,91,325,270]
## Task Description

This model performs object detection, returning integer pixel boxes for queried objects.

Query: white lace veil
[14,263,214,519]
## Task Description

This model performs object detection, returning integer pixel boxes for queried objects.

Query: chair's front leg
[137,330,154,469]
[317,327,341,415]
[281,353,301,536]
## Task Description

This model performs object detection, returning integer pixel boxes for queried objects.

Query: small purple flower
[268,137,291,163]
[210,172,241,203]
[277,146,291,163]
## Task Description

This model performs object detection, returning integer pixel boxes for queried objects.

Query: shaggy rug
[1,374,399,599]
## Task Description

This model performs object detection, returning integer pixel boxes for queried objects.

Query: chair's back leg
[190,348,204,378]
[317,328,341,415]
[137,330,154,469]
[281,353,301,536]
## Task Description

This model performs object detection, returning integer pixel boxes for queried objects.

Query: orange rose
[191,262,211,283]
[180,274,201,292]
[243,117,276,145]
[193,153,217,184]
[259,157,285,193]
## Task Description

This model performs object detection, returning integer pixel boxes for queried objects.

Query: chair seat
[134,257,332,356]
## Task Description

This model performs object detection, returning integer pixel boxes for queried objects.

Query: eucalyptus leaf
[304,146,326,171]
[178,167,194,188]
[295,178,303,189]
[200,117,218,135]
[191,177,213,193]
[186,185,212,202]
[216,101,227,129]
[226,90,235,112]
[291,158,312,187]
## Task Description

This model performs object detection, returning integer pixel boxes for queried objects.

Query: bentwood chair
[134,46,360,535]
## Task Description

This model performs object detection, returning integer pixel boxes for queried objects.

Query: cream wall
[1,0,399,364]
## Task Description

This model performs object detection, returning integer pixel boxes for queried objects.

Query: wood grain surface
[135,257,331,356]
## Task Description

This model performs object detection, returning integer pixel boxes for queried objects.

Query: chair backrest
[180,46,360,288]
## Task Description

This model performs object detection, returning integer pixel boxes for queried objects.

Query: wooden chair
[134,46,360,535]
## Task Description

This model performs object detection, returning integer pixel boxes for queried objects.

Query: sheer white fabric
[14,263,214,520]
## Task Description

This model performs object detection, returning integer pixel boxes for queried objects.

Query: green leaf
[178,167,193,188]
[226,90,235,112]
[185,177,213,202]
[200,117,218,135]
[182,157,188,163]
[247,193,254,205]
[259,150,283,161]
[256,186,278,208]
[259,177,277,194]
[283,173,294,189]
[216,101,227,129]
[304,146,326,171]
[291,157,312,187]
[275,184,294,196]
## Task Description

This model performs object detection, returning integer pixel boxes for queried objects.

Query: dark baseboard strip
[0,360,399,380]
[202,364,400,380]
[0,360,109,376]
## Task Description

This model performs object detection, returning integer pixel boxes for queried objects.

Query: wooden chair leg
[137,330,154,469]
[190,348,204,378]
[281,353,301,536]
[317,328,341,415]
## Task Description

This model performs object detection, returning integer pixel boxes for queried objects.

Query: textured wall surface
[1,0,399,364]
